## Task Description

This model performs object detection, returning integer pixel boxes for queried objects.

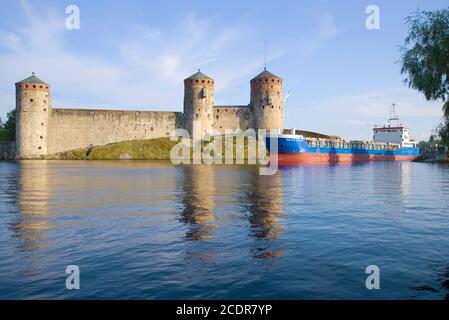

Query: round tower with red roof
[15,73,51,159]
[183,70,215,138]
[250,69,283,132]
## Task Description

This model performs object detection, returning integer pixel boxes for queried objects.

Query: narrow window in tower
[43,108,46,111]
[196,114,199,119]
[40,136,43,139]
[38,147,42,150]
[33,85,36,88]
[263,94,269,105]
[30,99,33,102]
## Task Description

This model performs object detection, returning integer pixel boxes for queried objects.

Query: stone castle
[14,69,284,159]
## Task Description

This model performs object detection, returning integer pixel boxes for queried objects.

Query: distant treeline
[0,109,15,141]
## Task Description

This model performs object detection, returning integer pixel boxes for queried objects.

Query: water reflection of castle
[14,161,287,259]
[179,165,286,257]
[248,171,284,240]
[179,165,217,240]
[13,161,52,251]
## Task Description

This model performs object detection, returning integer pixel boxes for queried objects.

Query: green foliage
[400,8,449,103]
[0,109,15,141]
[0,118,4,140]
[87,137,178,160]
[440,120,449,143]
[444,101,449,118]
[418,140,432,152]
[53,137,178,160]
[400,8,449,146]
[51,135,262,161]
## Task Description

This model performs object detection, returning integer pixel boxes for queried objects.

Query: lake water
[0,160,449,299]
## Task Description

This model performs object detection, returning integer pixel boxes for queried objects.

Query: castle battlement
[15,69,284,159]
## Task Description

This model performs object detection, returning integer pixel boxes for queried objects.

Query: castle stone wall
[47,108,183,154]
[15,69,284,158]
[212,106,254,132]
[0,141,16,160]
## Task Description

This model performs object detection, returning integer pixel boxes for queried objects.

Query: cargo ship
[267,105,419,164]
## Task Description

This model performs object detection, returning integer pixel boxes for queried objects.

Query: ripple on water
[0,161,448,299]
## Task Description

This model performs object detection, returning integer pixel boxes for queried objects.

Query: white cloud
[286,88,444,142]
[0,2,441,145]
[0,3,278,117]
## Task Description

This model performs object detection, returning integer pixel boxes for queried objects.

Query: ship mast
[387,103,401,127]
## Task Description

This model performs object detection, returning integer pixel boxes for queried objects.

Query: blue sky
[0,0,447,141]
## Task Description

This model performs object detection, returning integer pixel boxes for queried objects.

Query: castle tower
[15,73,51,159]
[183,70,214,137]
[250,69,283,132]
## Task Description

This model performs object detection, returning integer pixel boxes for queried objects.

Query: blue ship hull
[266,136,419,163]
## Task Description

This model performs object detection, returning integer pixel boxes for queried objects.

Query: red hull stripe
[275,153,417,164]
